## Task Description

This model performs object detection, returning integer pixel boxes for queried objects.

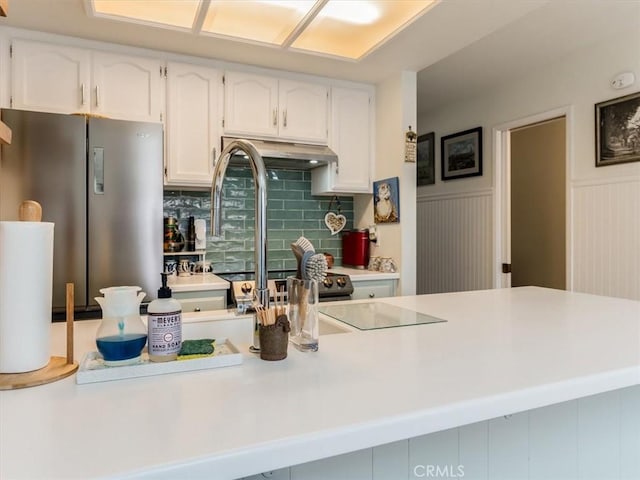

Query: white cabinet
[173,290,226,313]
[11,40,90,114]
[91,51,162,122]
[10,39,162,122]
[351,278,397,300]
[312,86,372,194]
[165,61,222,187]
[223,72,278,138]
[278,79,328,143]
[223,71,328,143]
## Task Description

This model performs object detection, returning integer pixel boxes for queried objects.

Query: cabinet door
[312,87,371,194]
[278,80,328,144]
[223,71,278,138]
[351,280,397,300]
[11,39,90,114]
[91,51,162,122]
[166,62,222,186]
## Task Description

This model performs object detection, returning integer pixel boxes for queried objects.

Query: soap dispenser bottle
[147,273,182,362]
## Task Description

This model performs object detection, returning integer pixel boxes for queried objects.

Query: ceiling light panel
[92,0,201,30]
[201,0,317,46]
[290,0,436,59]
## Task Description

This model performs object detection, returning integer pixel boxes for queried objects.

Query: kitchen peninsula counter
[1,287,639,479]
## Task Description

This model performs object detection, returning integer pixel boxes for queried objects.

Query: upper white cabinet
[165,61,222,187]
[10,39,162,122]
[278,80,328,143]
[11,40,90,114]
[223,71,328,144]
[223,72,278,138]
[312,86,372,194]
[91,51,162,122]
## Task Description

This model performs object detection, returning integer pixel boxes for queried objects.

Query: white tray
[76,338,242,385]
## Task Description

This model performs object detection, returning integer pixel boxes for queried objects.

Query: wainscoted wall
[163,167,353,273]
[417,179,640,301]
[417,190,493,294]
[242,385,640,480]
[572,177,640,300]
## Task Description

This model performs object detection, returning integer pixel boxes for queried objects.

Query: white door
[509,117,566,289]
[278,80,328,144]
[223,72,278,138]
[166,62,222,187]
[91,51,162,122]
[11,39,90,114]
[495,109,569,289]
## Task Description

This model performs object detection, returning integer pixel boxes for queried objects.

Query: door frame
[492,106,574,289]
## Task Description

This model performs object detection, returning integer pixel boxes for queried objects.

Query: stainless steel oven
[218,270,354,313]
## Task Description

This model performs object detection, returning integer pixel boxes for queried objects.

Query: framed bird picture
[373,177,400,224]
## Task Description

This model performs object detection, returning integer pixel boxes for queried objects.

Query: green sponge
[177,339,216,360]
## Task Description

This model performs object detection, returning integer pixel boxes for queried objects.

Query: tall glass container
[287,277,319,352]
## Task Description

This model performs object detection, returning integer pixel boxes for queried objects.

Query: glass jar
[95,286,147,366]
[287,277,319,352]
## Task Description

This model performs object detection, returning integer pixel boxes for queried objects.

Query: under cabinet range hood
[222,137,336,171]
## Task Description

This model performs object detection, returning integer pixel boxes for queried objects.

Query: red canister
[341,230,370,269]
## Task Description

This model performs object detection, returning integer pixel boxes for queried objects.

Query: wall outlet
[368,225,379,245]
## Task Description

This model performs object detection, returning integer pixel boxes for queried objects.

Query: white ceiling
[417,0,640,116]
[1,1,638,118]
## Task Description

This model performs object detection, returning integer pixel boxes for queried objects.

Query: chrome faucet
[210,139,268,348]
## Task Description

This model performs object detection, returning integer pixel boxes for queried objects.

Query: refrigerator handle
[93,147,105,194]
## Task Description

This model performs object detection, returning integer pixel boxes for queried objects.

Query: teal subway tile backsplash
[163,167,353,273]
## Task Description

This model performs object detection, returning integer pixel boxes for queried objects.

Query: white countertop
[1,287,638,479]
[167,273,229,292]
[165,268,397,293]
[330,265,400,281]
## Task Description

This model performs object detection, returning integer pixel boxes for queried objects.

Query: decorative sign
[404,126,417,163]
[324,196,346,235]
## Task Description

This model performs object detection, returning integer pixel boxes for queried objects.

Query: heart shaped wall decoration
[324,212,346,235]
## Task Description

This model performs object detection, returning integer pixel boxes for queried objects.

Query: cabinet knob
[369,293,375,298]
[194,307,201,312]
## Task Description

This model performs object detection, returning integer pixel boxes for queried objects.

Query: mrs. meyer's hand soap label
[148,311,182,361]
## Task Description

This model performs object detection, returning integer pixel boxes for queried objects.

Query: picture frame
[417,132,435,186]
[373,177,400,224]
[595,91,640,167]
[440,127,483,180]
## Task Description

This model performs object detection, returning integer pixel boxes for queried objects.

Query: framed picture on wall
[440,127,483,180]
[595,91,640,167]
[373,177,400,224]
[417,132,435,186]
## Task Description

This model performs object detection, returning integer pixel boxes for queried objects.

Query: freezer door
[87,118,163,305]
[0,110,87,310]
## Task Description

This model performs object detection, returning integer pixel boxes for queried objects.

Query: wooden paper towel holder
[0,283,79,390]
[0,201,78,389]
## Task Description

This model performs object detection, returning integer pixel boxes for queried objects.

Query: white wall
[355,71,417,296]
[417,25,640,300]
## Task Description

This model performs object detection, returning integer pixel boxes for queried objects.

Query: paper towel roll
[0,221,54,373]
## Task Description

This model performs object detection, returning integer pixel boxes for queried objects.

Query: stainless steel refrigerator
[0,109,163,315]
